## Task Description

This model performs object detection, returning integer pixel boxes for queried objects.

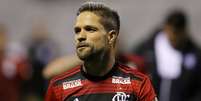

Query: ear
[108,30,118,45]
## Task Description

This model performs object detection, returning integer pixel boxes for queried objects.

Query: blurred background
[0,0,201,53]
[0,0,201,101]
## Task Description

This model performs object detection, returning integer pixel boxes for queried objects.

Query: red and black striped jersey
[45,62,156,101]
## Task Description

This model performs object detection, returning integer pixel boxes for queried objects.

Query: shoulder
[117,63,149,81]
[133,30,161,54]
[49,65,81,85]
[118,63,156,100]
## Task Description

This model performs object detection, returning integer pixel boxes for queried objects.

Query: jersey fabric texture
[45,62,156,101]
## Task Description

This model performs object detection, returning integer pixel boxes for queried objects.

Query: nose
[78,37,86,42]
[76,31,86,42]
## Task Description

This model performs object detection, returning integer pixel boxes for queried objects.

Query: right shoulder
[45,66,81,101]
[50,65,81,84]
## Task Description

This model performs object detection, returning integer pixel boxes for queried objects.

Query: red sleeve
[45,80,57,101]
[138,77,157,101]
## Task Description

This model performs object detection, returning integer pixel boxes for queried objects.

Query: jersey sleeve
[138,77,157,101]
[45,80,57,101]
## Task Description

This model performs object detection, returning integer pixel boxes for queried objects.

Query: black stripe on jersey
[65,93,137,101]
[80,63,118,82]
[55,71,85,86]
[114,63,143,81]
[54,62,143,86]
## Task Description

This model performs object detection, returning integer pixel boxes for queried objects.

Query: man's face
[74,11,109,60]
[165,25,188,49]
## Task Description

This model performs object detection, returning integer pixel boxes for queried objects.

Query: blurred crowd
[0,23,59,101]
[0,8,201,101]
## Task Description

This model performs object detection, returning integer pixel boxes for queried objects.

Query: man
[133,9,201,101]
[45,2,157,101]
[23,22,59,100]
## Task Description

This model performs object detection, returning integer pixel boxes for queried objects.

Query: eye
[85,26,97,33]
[74,27,81,34]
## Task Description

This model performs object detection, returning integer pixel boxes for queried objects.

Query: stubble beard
[76,46,93,61]
[76,46,106,62]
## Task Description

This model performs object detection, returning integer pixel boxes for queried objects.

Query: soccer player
[45,2,157,101]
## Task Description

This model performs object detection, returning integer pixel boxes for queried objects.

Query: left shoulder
[117,62,156,100]
[117,62,150,81]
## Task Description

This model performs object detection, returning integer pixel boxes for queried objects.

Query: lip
[77,43,89,49]
[77,46,88,49]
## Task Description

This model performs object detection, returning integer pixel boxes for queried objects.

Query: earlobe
[108,30,117,45]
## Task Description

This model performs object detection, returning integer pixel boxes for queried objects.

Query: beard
[76,45,107,61]
[76,46,92,60]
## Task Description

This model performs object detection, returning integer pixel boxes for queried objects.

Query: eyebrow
[84,25,97,29]
[74,24,98,29]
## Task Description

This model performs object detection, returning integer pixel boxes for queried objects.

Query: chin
[77,54,86,60]
[76,47,92,59]
[76,52,90,60]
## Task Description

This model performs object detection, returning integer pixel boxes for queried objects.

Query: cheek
[74,35,79,44]
[89,34,107,48]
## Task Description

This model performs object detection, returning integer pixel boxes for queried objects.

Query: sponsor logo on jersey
[63,79,82,90]
[112,92,130,101]
[112,76,131,84]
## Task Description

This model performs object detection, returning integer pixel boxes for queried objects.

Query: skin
[74,11,118,76]
[42,55,82,79]
[164,25,188,50]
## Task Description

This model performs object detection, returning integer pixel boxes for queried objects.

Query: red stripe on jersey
[51,66,81,83]
[62,78,133,97]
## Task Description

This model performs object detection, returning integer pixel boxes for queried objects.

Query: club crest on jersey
[73,98,79,101]
[63,79,82,90]
[112,76,131,84]
[112,92,130,101]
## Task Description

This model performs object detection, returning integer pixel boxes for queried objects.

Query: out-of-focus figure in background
[133,9,201,101]
[43,54,82,79]
[22,22,60,101]
[0,24,30,101]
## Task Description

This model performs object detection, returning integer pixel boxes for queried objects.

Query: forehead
[75,11,102,27]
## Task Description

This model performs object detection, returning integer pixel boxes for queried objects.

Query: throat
[83,55,115,77]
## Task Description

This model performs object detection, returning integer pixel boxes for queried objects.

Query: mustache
[76,42,90,48]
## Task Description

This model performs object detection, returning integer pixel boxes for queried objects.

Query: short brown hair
[77,2,120,34]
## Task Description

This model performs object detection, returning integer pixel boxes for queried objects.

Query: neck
[83,50,115,77]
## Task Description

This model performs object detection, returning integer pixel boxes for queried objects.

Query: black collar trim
[80,62,118,81]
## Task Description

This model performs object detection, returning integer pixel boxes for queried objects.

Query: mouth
[77,43,89,49]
